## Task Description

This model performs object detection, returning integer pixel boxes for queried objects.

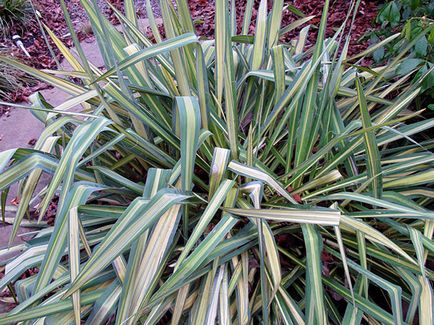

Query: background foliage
[366,0,434,108]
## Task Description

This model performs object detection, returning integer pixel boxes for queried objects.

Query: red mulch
[0,0,90,106]
[105,0,124,24]
[188,0,378,56]
[146,0,378,57]
[5,0,379,70]
[1,0,378,106]
[2,0,87,70]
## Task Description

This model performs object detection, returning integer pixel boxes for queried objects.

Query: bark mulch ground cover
[0,0,92,115]
[0,0,378,112]
[188,0,378,57]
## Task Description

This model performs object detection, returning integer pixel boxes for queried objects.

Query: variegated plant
[0,0,433,324]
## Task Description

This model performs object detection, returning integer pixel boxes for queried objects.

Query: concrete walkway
[0,18,155,156]
[0,16,155,273]
[0,17,154,151]
[0,19,154,266]
[0,30,108,314]
[0,38,106,147]
[0,17,156,314]
[0,37,107,261]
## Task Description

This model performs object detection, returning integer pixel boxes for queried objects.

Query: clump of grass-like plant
[0,0,32,37]
[0,61,20,100]
[0,0,433,324]
[0,59,35,100]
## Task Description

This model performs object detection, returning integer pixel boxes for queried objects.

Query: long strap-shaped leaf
[0,57,85,95]
[64,189,189,297]
[37,117,112,224]
[302,224,327,324]
[229,161,298,204]
[294,0,330,172]
[115,168,171,324]
[0,289,105,325]
[355,76,382,198]
[346,258,404,324]
[240,181,280,324]
[177,96,201,192]
[68,207,81,325]
[151,214,239,304]
[11,136,59,243]
[214,0,226,103]
[227,207,340,226]
[126,205,182,324]
[176,179,236,265]
[251,0,267,70]
[340,214,417,265]
[408,226,433,324]
[0,152,94,192]
[33,182,108,295]
[320,192,434,220]
[96,33,198,82]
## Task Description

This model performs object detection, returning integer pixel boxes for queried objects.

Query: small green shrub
[366,0,434,106]
[0,0,32,37]
[376,0,433,28]
[0,0,433,324]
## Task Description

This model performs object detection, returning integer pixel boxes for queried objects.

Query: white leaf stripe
[226,208,340,226]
